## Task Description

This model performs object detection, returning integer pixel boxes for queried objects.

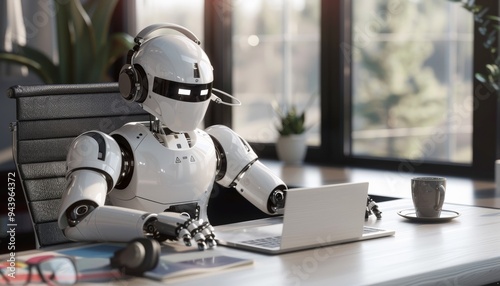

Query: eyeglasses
[0,255,77,285]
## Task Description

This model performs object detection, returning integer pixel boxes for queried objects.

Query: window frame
[331,0,499,179]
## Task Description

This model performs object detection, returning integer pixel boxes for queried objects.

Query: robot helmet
[119,24,214,132]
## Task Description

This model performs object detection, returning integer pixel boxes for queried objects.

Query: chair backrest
[8,83,150,248]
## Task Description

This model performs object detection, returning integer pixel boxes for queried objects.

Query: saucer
[397,209,460,222]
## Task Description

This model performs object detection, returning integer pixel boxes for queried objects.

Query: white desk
[6,199,500,285]
[156,200,500,285]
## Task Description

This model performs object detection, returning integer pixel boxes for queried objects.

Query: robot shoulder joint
[67,131,122,190]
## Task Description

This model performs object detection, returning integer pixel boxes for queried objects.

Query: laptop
[214,182,395,254]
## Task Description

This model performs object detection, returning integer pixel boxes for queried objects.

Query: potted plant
[273,94,316,165]
[0,0,133,84]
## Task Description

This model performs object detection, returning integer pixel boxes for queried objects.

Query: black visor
[153,77,212,102]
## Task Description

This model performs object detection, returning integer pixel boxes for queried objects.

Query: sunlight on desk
[263,160,498,208]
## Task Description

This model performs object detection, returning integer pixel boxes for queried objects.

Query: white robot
[57,24,287,250]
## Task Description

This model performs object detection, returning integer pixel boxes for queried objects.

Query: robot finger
[193,220,217,248]
[192,229,207,249]
[178,228,192,247]
[188,229,206,250]
[196,240,207,251]
[181,219,205,250]
[199,222,217,248]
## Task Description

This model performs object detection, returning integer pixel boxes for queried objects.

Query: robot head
[119,24,214,132]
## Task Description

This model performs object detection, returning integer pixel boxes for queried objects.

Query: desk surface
[262,160,500,208]
[5,199,500,286]
[159,200,500,285]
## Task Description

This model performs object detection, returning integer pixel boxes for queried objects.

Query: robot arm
[57,131,157,242]
[205,125,287,215]
[57,131,216,249]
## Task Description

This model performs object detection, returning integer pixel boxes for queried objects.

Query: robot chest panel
[110,125,217,208]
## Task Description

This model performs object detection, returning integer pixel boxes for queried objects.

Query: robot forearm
[206,125,287,215]
[234,160,286,215]
[63,205,157,242]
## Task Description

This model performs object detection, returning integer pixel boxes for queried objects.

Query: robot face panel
[143,93,211,132]
[152,77,212,102]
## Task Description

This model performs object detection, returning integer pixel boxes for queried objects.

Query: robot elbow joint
[65,200,98,227]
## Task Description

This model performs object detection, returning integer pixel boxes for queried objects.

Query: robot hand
[149,212,216,250]
[365,196,382,219]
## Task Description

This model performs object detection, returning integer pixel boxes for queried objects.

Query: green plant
[448,0,500,90]
[0,0,134,83]
[273,92,316,136]
[276,105,306,136]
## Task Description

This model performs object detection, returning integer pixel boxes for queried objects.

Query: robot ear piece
[110,238,160,276]
[119,64,136,101]
[118,64,148,103]
[133,64,148,103]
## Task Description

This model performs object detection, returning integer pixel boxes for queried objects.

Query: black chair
[8,83,150,248]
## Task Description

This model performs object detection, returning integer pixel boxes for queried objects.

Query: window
[350,0,473,164]
[231,0,321,145]
[127,0,499,178]
[129,0,204,42]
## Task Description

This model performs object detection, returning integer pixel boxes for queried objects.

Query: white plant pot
[276,134,307,165]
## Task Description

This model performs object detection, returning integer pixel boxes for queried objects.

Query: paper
[145,255,253,280]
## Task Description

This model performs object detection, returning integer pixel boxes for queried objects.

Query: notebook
[214,182,395,254]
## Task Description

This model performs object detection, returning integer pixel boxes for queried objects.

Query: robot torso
[107,122,217,214]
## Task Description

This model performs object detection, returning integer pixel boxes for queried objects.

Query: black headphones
[110,238,161,276]
[118,23,202,103]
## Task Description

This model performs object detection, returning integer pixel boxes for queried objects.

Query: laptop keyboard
[363,226,382,234]
[240,227,383,248]
[241,236,282,248]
